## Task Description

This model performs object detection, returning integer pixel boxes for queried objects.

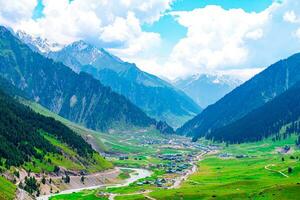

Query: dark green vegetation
[0,79,112,172]
[22,99,109,153]
[0,87,95,167]
[22,176,39,195]
[179,53,300,141]
[47,41,201,128]
[211,81,300,142]
[0,176,16,200]
[0,26,171,133]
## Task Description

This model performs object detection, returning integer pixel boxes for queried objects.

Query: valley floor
[49,133,300,200]
[2,102,300,200]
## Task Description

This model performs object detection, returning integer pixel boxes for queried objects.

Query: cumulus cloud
[0,0,36,26]
[135,0,300,80]
[153,5,270,79]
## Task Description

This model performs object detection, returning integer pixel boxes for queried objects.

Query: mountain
[211,81,300,143]
[15,31,63,53]
[43,40,201,128]
[174,74,242,108]
[0,82,110,169]
[178,53,300,139]
[0,26,170,133]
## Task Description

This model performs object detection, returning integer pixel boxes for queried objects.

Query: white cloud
[0,0,172,58]
[140,0,300,80]
[283,10,299,23]
[159,5,271,79]
[295,28,300,39]
[0,0,36,27]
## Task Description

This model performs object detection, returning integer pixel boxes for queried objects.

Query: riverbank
[37,167,152,200]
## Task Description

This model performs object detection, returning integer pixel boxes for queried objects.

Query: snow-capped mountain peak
[16,31,64,53]
[174,73,243,108]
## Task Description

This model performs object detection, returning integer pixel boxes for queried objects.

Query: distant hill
[20,37,201,128]
[174,74,241,108]
[0,26,173,133]
[178,53,300,139]
[211,81,300,143]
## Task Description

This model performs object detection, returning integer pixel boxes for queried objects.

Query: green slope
[22,99,108,153]
[0,177,16,200]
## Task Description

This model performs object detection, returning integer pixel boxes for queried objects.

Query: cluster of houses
[156,154,193,173]
[219,153,249,159]
[136,178,169,187]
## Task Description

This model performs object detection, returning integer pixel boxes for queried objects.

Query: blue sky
[32,0,44,19]
[143,0,274,58]
[171,0,274,12]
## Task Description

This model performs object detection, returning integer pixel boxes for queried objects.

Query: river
[37,167,152,200]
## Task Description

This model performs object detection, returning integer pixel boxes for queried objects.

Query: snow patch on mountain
[16,31,64,53]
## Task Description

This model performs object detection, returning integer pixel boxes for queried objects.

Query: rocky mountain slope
[20,38,202,128]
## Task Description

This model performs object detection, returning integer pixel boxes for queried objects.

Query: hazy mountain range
[174,74,242,108]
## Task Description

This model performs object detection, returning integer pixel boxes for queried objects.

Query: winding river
[37,167,152,200]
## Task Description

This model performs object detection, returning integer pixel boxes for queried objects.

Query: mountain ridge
[178,52,300,139]
[210,81,300,143]
[0,26,173,134]
[45,39,202,128]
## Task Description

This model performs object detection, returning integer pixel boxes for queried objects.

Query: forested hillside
[0,87,108,168]
[209,81,300,143]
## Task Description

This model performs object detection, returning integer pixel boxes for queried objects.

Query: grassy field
[50,190,108,200]
[0,177,16,200]
[148,136,300,199]
[47,134,300,200]
[118,169,133,180]
[115,194,147,200]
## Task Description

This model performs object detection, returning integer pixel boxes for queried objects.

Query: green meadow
[148,137,300,199]
[52,134,300,200]
[50,190,108,200]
